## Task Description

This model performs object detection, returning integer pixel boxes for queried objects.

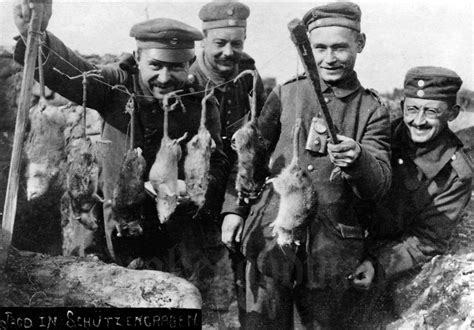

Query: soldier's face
[403,97,458,143]
[202,27,246,77]
[137,49,189,100]
[310,26,365,84]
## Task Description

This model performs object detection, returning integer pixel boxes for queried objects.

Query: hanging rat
[112,147,147,237]
[270,118,317,246]
[148,91,188,223]
[111,96,147,237]
[184,86,214,210]
[231,70,269,204]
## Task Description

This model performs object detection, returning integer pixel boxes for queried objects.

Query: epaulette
[282,74,306,86]
[365,88,384,105]
[451,147,474,181]
[239,52,256,69]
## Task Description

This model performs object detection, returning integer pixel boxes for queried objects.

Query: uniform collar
[393,119,461,180]
[320,70,361,99]
[196,49,239,87]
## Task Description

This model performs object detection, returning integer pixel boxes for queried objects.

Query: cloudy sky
[0,0,472,93]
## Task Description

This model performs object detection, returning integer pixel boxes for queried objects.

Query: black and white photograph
[0,0,473,328]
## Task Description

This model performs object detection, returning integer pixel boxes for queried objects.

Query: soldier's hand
[221,214,244,251]
[351,260,375,290]
[327,134,361,168]
[13,0,52,38]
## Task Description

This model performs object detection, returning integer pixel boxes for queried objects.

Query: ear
[357,33,366,53]
[447,104,460,122]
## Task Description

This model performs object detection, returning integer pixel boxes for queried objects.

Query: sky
[0,0,472,93]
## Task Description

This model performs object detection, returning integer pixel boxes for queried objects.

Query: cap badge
[170,38,179,45]
[417,80,425,87]
[228,19,237,26]
[417,90,425,97]
[227,8,234,16]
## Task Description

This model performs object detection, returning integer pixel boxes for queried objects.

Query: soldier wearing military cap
[352,67,473,290]
[189,0,267,325]
[224,2,392,328]
[13,1,230,271]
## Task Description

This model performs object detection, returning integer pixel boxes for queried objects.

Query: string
[39,41,248,101]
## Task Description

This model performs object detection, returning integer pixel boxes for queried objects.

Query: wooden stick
[1,3,44,269]
[288,18,339,144]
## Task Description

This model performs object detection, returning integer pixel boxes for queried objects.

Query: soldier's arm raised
[14,0,52,38]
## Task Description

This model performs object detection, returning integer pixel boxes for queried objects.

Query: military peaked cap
[404,66,463,104]
[130,18,203,62]
[199,0,250,30]
[303,2,361,32]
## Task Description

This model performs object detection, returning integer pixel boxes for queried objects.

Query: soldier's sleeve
[343,97,392,200]
[255,72,267,117]
[372,171,472,281]
[13,31,127,114]
[202,97,231,221]
[257,86,282,153]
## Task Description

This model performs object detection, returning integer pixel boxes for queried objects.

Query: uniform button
[307,165,314,172]
[324,97,329,103]
[451,154,457,161]
[222,136,228,140]
[227,110,231,114]
[226,121,230,125]
[398,158,404,165]
[227,99,232,105]
[250,210,254,216]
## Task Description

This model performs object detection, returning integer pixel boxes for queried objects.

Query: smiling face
[309,26,365,84]
[137,48,189,100]
[202,27,246,77]
[403,97,459,144]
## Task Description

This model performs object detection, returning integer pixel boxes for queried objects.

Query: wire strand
[39,41,247,101]
[37,37,297,102]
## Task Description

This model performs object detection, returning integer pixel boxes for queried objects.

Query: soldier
[13,1,230,269]
[353,67,473,290]
[224,2,392,328]
[189,0,266,325]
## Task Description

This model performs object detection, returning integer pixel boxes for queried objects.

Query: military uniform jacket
[370,118,473,280]
[190,51,266,215]
[14,32,230,221]
[240,72,392,288]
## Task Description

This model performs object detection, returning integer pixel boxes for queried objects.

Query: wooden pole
[1,3,44,270]
[287,18,339,144]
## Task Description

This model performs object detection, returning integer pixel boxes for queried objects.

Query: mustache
[410,123,431,129]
